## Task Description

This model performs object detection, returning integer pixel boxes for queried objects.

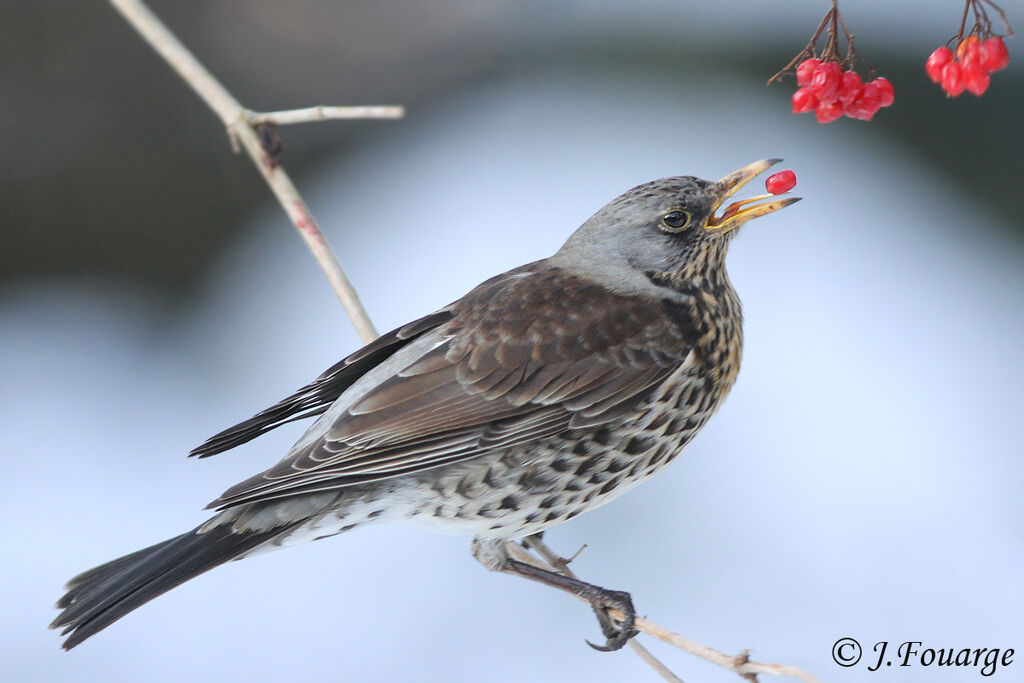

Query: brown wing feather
[188,309,455,458]
[209,268,694,509]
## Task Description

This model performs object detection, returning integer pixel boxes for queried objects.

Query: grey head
[549,158,800,297]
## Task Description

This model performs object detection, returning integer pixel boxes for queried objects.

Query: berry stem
[982,0,1014,36]
[836,11,854,70]
[770,9,831,83]
[952,0,1014,48]
[829,1,841,55]
[819,1,845,67]
[766,4,835,84]
[768,1,876,84]
[956,1,971,44]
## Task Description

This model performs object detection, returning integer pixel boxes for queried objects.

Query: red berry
[841,94,860,118]
[926,46,953,83]
[872,77,895,107]
[765,170,797,195]
[956,35,980,61]
[791,87,818,114]
[796,58,822,86]
[815,98,844,123]
[979,36,1010,71]
[848,83,882,120]
[941,62,965,96]
[811,62,842,101]
[862,85,883,116]
[838,70,862,104]
[963,62,991,95]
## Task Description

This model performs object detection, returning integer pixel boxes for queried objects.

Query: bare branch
[514,537,820,683]
[107,0,386,343]
[247,105,404,126]
[632,618,821,683]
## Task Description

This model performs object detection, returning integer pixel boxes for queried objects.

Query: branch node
[109,0,386,343]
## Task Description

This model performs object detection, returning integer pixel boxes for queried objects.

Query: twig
[957,0,974,42]
[627,642,687,683]
[107,0,387,343]
[949,0,1014,47]
[767,0,873,83]
[514,537,820,683]
[766,21,824,83]
[766,4,834,84]
[635,620,820,683]
[247,105,404,126]
[506,541,683,682]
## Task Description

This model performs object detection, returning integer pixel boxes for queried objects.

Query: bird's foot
[581,586,639,651]
[477,539,640,653]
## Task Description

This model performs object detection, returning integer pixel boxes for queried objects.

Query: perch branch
[247,105,404,126]
[108,0,392,343]
[515,536,821,683]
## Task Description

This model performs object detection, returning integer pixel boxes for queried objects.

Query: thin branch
[627,641,687,683]
[247,105,404,126]
[505,540,682,682]
[107,0,386,343]
[515,537,820,683]
[517,538,682,682]
[632,620,820,683]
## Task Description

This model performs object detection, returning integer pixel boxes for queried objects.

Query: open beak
[706,158,801,233]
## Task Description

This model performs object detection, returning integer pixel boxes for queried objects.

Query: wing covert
[209,268,697,509]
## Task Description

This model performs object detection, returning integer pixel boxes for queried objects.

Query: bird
[52,158,799,652]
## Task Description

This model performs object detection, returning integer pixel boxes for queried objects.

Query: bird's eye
[660,210,690,232]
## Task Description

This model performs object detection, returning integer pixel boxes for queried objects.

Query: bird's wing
[189,309,456,458]
[209,268,696,509]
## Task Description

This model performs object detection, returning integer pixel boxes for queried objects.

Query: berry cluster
[926,36,1010,96]
[770,0,1014,122]
[791,59,894,123]
[768,2,893,124]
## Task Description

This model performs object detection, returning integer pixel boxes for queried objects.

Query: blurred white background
[2,2,1022,682]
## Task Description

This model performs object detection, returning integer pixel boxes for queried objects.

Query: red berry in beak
[765,170,797,195]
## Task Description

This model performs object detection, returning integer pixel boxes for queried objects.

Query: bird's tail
[51,522,290,650]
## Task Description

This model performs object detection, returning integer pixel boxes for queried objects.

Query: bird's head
[552,159,800,294]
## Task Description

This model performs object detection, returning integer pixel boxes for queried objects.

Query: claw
[581,586,639,651]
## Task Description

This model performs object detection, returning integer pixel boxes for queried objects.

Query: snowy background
[3,2,1022,682]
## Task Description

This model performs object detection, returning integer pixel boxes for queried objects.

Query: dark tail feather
[52,524,287,649]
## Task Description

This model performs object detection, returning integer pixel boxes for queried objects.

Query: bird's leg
[471,537,639,651]
[505,558,639,651]
[520,533,621,644]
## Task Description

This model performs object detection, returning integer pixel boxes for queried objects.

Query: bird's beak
[706,158,801,233]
